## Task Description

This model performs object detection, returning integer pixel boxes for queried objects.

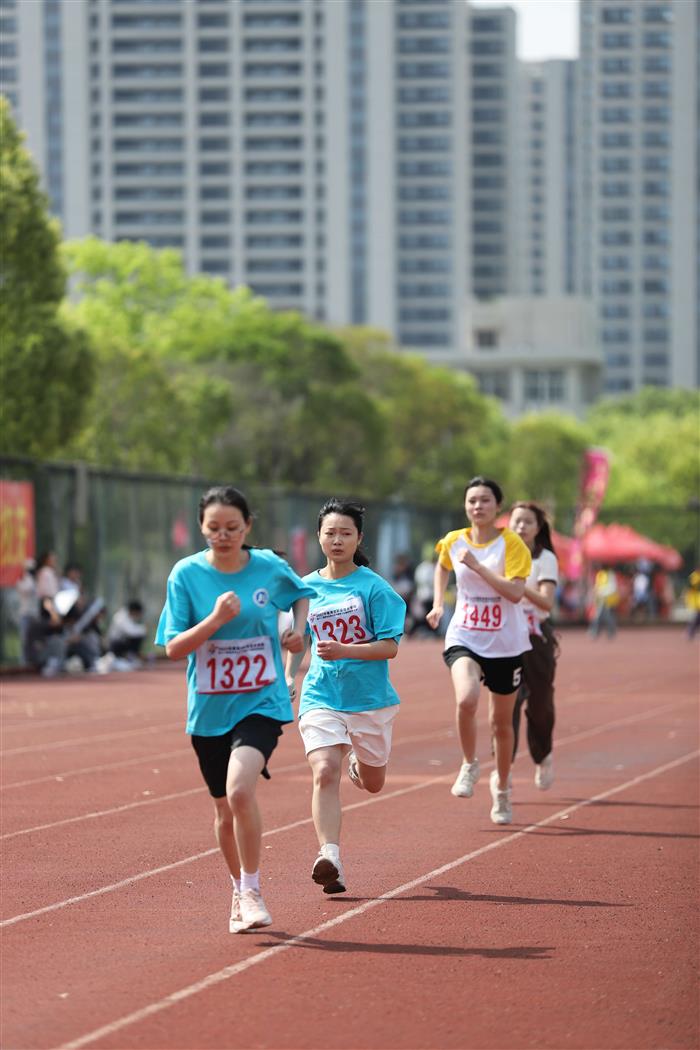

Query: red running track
[1,629,698,1050]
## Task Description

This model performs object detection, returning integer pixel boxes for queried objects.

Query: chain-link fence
[1,456,698,666]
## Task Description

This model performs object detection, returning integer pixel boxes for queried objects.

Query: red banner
[0,481,36,587]
[568,448,611,580]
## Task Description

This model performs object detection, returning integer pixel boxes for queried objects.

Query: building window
[476,371,510,399]
[524,370,566,402]
[475,328,498,349]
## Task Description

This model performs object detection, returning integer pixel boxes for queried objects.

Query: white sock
[230,874,241,893]
[322,842,340,862]
[240,870,260,893]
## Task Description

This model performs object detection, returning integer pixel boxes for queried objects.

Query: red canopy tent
[581,522,682,571]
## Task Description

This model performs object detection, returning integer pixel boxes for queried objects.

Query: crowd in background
[5,541,699,678]
[14,552,147,676]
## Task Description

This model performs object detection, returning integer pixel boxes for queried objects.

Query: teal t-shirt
[299,566,406,715]
[156,549,316,735]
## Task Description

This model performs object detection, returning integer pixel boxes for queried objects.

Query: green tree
[504,412,590,520]
[338,329,510,505]
[62,238,385,484]
[0,98,94,456]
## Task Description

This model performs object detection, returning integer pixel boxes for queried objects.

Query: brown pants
[512,620,558,765]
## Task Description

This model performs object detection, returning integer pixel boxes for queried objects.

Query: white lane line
[0,704,179,734]
[2,698,687,837]
[58,749,699,1050]
[2,698,694,925]
[0,734,452,840]
[1,722,182,757]
[0,777,442,928]
[0,749,190,791]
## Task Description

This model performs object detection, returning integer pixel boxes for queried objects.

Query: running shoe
[451,758,480,798]
[347,751,364,790]
[228,887,244,934]
[489,769,513,825]
[535,753,554,791]
[312,848,347,895]
[236,888,272,931]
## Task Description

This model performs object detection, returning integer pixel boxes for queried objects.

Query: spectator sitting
[30,551,66,676]
[99,601,147,671]
[56,567,105,673]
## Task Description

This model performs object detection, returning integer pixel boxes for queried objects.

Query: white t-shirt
[522,548,559,637]
[437,528,532,658]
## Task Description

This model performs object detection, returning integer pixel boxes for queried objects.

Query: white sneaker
[451,758,480,798]
[228,887,243,933]
[236,888,272,931]
[347,751,364,790]
[311,847,346,895]
[489,769,513,825]
[535,753,554,791]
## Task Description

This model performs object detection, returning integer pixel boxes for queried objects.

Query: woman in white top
[508,502,560,790]
[427,477,532,825]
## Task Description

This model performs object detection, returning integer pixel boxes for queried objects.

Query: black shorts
[191,714,285,798]
[442,645,524,696]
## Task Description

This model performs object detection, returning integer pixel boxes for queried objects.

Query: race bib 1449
[461,598,503,632]
[196,636,277,695]
[309,595,371,645]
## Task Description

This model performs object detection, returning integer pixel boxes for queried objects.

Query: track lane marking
[2,699,694,925]
[57,749,699,1050]
[2,698,691,837]
[0,722,183,757]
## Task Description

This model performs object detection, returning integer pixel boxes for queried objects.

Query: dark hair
[463,476,504,505]
[510,501,555,557]
[127,600,144,615]
[198,485,252,525]
[317,498,370,567]
[36,551,56,570]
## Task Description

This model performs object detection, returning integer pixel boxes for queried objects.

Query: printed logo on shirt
[252,588,269,607]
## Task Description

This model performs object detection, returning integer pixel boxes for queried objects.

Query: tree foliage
[0,98,94,456]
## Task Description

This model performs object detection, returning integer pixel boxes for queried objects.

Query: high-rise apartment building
[1,0,471,356]
[580,0,698,391]
[514,59,581,298]
[468,3,517,299]
[2,0,696,394]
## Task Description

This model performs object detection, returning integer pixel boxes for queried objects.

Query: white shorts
[298,705,399,767]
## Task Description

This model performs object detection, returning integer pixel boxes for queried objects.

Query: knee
[312,760,339,791]
[227,782,254,814]
[489,711,513,737]
[456,691,479,716]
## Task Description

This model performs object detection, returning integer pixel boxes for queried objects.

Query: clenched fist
[213,590,240,624]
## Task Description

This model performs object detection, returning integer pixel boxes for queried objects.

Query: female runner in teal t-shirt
[286,498,406,896]
[157,486,314,934]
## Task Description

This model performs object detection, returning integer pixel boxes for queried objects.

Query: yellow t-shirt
[436,527,532,657]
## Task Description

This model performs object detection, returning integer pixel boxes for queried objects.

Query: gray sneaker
[347,751,364,790]
[535,753,554,790]
[451,758,480,798]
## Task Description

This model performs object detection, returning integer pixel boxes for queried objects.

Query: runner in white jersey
[509,501,560,791]
[427,477,531,825]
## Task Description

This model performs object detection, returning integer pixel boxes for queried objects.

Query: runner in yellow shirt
[427,477,532,825]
